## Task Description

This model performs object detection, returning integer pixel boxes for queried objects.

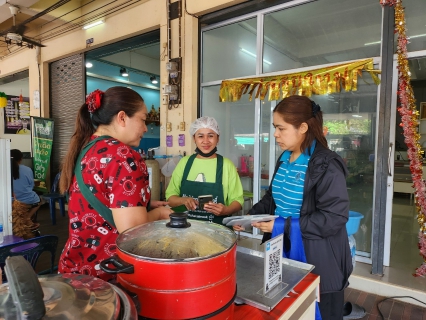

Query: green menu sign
[31,117,54,191]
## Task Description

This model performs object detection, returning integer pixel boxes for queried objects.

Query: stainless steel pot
[0,256,137,320]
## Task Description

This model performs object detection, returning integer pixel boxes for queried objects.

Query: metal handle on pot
[5,256,46,320]
[99,256,135,274]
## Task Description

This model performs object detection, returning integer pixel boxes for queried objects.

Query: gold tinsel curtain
[219,58,381,102]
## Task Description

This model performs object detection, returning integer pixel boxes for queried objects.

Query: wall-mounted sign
[33,90,40,109]
[3,95,31,134]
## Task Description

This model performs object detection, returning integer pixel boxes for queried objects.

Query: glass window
[202,17,257,83]
[201,1,381,244]
[263,0,382,73]
[201,85,256,215]
[405,0,426,52]
[309,82,377,258]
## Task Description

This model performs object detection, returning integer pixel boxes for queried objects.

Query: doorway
[389,56,426,291]
[85,30,161,154]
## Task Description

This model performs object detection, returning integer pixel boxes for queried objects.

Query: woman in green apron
[166,116,244,225]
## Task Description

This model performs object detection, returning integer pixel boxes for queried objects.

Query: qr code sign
[268,249,281,279]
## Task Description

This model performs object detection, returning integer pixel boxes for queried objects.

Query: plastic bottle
[0,218,4,244]
[240,156,248,173]
[348,235,356,268]
[248,155,254,173]
[146,149,161,201]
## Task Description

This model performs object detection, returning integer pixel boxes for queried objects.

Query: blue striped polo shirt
[272,140,316,218]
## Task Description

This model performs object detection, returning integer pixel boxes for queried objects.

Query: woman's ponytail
[59,103,94,193]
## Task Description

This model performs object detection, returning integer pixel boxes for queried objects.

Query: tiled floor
[343,192,426,318]
[351,193,426,293]
[344,287,426,319]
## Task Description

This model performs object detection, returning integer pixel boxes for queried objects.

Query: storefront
[48,31,162,182]
[198,0,426,285]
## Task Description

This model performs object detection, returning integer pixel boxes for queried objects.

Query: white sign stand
[260,234,286,297]
[0,139,13,235]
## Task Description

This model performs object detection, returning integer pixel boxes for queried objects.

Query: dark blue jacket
[249,143,353,293]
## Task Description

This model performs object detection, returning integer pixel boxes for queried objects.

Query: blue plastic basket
[346,211,364,236]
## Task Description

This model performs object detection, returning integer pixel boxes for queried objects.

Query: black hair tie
[311,101,321,116]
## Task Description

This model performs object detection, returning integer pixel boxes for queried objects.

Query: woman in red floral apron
[58,87,172,281]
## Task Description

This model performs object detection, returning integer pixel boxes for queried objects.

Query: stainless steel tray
[235,246,315,312]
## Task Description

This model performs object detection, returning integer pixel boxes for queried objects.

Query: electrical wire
[160,45,167,61]
[167,0,171,59]
[176,1,182,108]
[181,4,186,123]
[184,0,199,18]
[377,296,426,319]
[396,150,405,161]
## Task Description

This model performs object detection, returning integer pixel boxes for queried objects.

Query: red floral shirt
[58,136,150,281]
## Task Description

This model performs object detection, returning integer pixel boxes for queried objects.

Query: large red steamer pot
[100,212,237,319]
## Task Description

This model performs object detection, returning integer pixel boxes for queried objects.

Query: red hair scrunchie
[86,89,104,113]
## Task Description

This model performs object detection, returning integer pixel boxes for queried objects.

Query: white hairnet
[189,116,220,136]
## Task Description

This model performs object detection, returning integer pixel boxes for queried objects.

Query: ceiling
[0,0,161,87]
[2,0,426,80]
[0,0,40,26]
[0,0,146,58]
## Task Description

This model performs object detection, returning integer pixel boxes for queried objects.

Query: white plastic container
[348,234,356,268]
[146,149,161,201]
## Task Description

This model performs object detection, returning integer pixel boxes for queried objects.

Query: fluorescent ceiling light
[83,19,104,30]
[365,33,426,46]
[240,47,272,65]
[352,114,363,118]
[85,62,93,68]
[409,33,426,39]
[364,41,381,46]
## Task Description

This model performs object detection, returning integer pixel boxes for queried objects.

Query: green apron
[75,136,116,228]
[180,154,230,225]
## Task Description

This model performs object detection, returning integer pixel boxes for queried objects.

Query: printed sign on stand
[31,117,54,191]
[263,234,283,296]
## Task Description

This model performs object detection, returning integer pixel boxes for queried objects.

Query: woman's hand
[233,225,245,232]
[181,197,198,211]
[203,202,228,216]
[150,206,173,220]
[150,200,169,208]
[204,200,241,216]
[251,220,274,233]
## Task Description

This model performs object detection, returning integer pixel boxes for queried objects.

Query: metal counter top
[235,246,314,312]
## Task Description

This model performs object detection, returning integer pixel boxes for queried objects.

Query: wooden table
[234,273,319,320]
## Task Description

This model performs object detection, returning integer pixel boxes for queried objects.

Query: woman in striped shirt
[235,95,352,320]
